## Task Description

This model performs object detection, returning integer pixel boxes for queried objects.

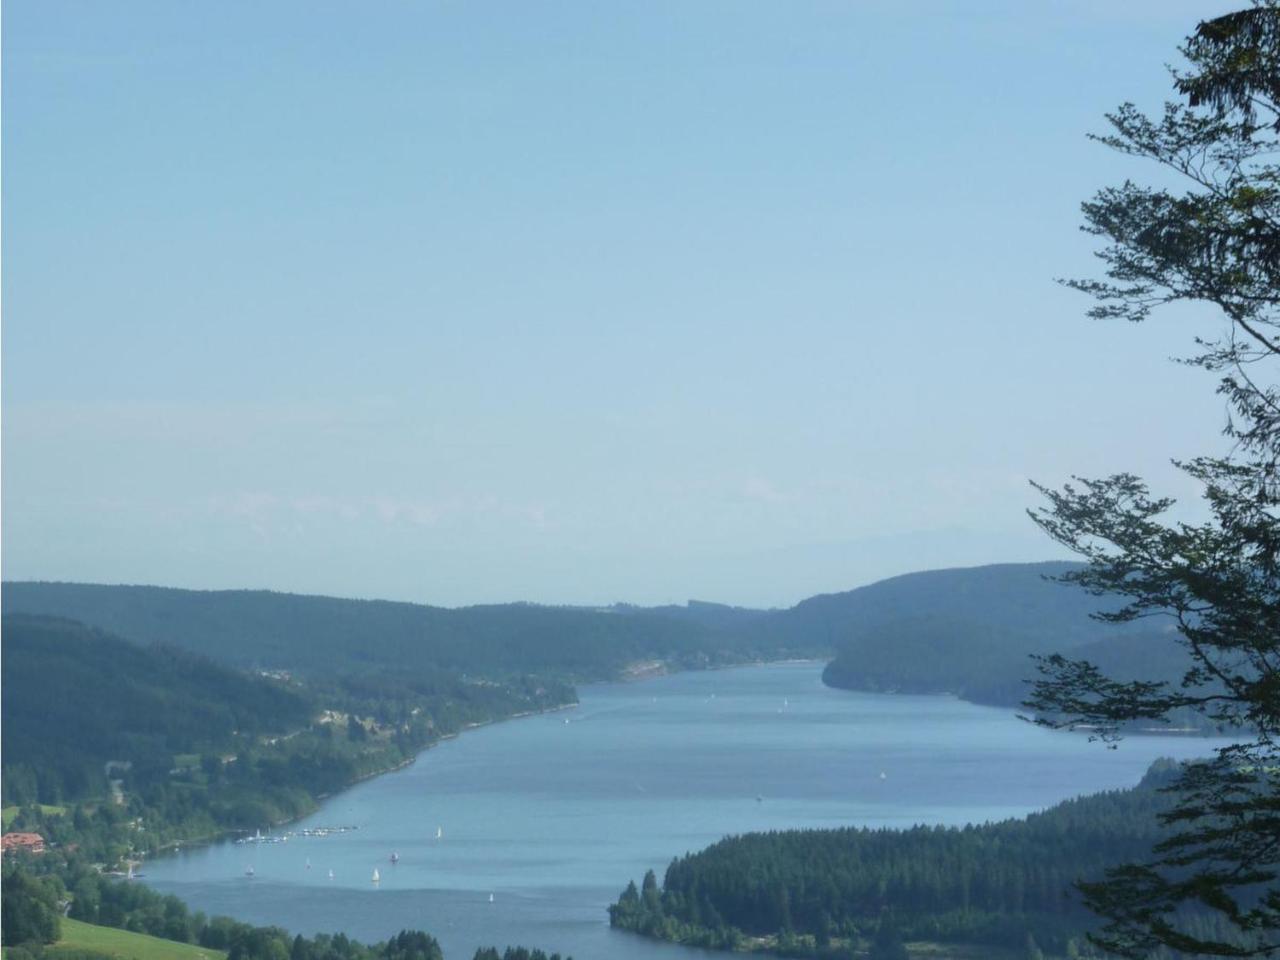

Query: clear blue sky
[2,1,1237,608]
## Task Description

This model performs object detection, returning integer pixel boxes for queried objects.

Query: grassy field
[43,918,227,960]
[1,804,67,829]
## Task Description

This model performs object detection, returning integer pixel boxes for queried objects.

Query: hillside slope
[789,563,1191,708]
[611,760,1186,955]
[0,583,815,681]
[1,615,311,802]
[3,562,1182,715]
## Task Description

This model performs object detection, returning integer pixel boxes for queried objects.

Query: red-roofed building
[1,832,46,855]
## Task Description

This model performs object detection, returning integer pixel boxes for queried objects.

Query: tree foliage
[1,614,574,855]
[1027,4,1280,956]
[610,763,1193,957]
[1,865,62,948]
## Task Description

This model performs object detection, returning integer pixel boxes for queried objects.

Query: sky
[2,1,1242,609]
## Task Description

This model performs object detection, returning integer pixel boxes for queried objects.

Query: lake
[140,662,1226,959]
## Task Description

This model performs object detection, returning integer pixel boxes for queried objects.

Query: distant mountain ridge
[752,560,1108,647]
[795,562,1196,710]
[4,561,1181,711]
[0,581,810,682]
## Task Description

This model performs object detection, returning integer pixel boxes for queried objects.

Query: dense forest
[821,618,1196,713]
[0,581,819,681]
[1,614,573,854]
[2,616,312,802]
[749,562,1116,651]
[3,563,1143,716]
[808,565,1205,723]
[2,563,1120,691]
[609,760,1230,957]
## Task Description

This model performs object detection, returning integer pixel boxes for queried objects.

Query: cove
[139,662,1226,959]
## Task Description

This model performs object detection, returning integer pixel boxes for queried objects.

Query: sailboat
[328,869,335,880]
[305,858,311,870]
[488,893,494,903]
[371,868,380,883]
[390,852,399,864]
[245,866,255,878]
[435,826,443,840]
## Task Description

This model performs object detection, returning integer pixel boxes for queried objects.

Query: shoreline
[142,697,582,862]
[616,654,829,684]
[139,655,1206,866]
[139,656,819,865]
[821,679,1225,740]
[132,658,1208,960]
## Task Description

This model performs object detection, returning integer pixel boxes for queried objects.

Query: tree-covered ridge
[811,565,1204,717]
[756,561,1110,650]
[0,581,824,681]
[2,615,312,799]
[821,618,1198,713]
[1,614,573,850]
[2,562,1118,704]
[609,761,1220,957]
[1,564,1122,677]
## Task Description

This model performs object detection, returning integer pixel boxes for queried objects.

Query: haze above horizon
[2,1,1235,608]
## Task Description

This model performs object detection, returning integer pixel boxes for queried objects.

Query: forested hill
[610,760,1201,957]
[1,613,575,834]
[0,582,812,681]
[3,562,1181,712]
[752,561,1106,650]
[1,615,310,804]
[801,562,1196,709]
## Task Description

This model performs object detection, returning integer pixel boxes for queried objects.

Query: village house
[1,832,46,855]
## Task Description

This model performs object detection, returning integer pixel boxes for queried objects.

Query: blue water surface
[141,662,1226,959]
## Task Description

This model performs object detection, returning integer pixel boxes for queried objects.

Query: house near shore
[2,832,46,855]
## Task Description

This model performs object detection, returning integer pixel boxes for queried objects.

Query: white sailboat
[488,893,494,903]
[371,868,380,883]
[245,865,255,878]
[435,826,443,840]
[328,869,335,880]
